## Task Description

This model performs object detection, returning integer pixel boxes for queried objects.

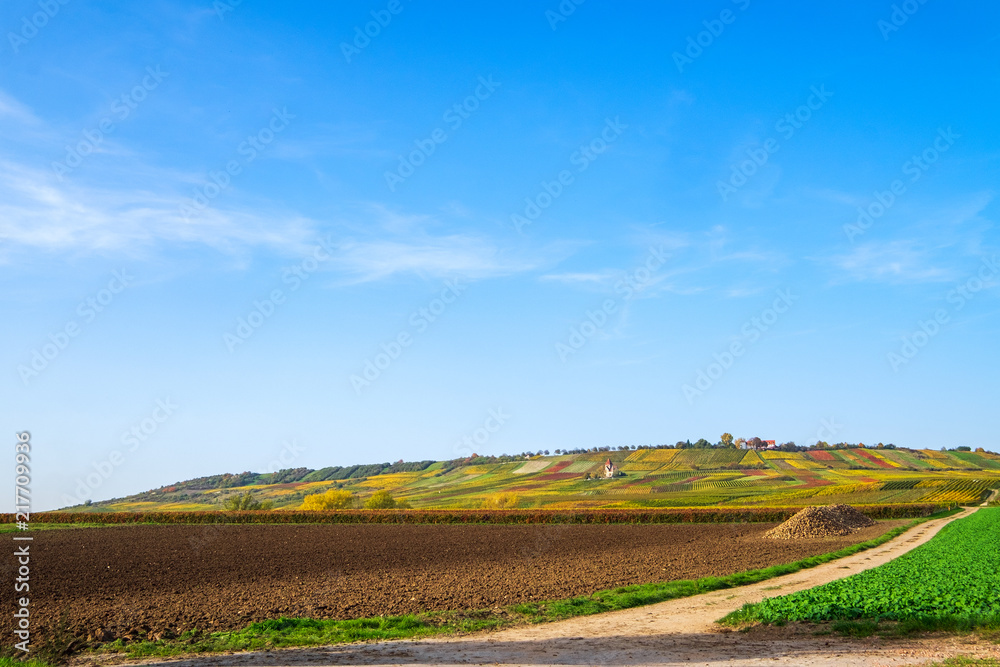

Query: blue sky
[1,1,998,510]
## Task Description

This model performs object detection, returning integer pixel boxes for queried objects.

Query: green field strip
[723,508,1000,629]
[879,449,932,469]
[951,451,1000,470]
[562,461,600,473]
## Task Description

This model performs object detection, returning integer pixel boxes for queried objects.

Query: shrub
[301,489,356,510]
[222,491,273,511]
[364,490,400,509]
[481,493,520,509]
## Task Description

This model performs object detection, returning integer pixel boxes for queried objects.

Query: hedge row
[2,504,946,526]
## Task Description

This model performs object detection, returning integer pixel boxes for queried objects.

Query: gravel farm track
[2,521,910,644]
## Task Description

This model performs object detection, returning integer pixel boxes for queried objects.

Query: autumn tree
[481,493,519,509]
[364,490,411,509]
[720,433,734,448]
[301,489,356,510]
[222,490,273,511]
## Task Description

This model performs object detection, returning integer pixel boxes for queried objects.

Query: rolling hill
[69,446,1000,512]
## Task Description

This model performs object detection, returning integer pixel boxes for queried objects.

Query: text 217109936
[14,430,32,653]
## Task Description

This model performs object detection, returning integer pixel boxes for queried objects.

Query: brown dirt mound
[764,504,875,539]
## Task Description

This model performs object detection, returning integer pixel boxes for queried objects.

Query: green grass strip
[0,523,107,533]
[106,514,949,659]
[0,658,58,667]
[823,616,1000,638]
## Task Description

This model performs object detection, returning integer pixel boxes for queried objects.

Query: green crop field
[724,508,1000,627]
[64,447,1000,512]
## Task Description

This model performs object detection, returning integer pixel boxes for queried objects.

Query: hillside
[69,445,1000,512]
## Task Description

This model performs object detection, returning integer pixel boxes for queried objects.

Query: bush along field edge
[0,503,948,528]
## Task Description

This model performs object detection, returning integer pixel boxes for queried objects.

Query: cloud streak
[328,234,555,284]
[830,241,956,284]
[0,87,566,283]
[0,159,316,255]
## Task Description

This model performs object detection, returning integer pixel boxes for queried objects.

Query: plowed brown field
[1,521,903,643]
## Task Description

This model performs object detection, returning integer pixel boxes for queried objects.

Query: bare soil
[100,508,999,667]
[1,520,904,643]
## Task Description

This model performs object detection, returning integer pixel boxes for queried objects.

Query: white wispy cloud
[541,226,788,298]
[0,159,316,255]
[268,124,390,162]
[0,89,317,257]
[831,241,956,284]
[0,91,40,126]
[922,190,993,230]
[0,89,571,283]
[822,193,997,284]
[725,286,766,298]
[329,234,553,283]
[705,225,787,266]
[0,155,569,281]
[539,271,617,285]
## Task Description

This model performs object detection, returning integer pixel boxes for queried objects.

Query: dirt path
[102,508,997,667]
